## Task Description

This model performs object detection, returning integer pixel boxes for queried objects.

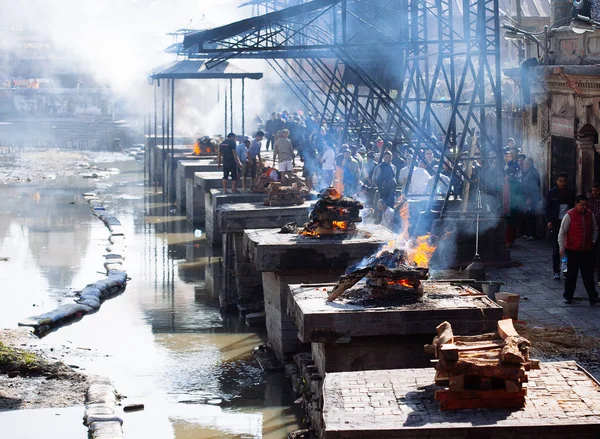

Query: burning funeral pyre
[327,247,429,301]
[300,188,363,238]
[193,136,218,155]
[424,319,534,410]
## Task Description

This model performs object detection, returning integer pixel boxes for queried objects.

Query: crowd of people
[218,110,509,233]
[216,111,600,305]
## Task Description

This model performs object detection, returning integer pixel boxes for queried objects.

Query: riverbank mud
[0,329,88,411]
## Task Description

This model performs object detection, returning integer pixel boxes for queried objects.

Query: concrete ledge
[323,361,600,439]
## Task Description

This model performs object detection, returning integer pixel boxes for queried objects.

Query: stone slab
[206,190,267,246]
[176,160,219,211]
[322,361,600,439]
[243,226,397,273]
[288,283,503,342]
[177,159,218,178]
[218,201,312,233]
[188,172,223,224]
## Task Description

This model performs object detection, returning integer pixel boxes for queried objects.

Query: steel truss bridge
[181,0,502,223]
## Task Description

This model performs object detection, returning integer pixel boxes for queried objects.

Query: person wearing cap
[218,132,242,193]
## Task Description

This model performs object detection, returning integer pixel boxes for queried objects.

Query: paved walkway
[486,238,600,336]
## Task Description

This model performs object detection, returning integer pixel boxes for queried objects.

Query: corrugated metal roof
[183,0,340,49]
[150,60,263,80]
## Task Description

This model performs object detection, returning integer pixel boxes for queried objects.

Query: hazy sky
[4,0,251,91]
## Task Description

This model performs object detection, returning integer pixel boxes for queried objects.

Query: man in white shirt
[320,142,335,189]
[399,159,431,195]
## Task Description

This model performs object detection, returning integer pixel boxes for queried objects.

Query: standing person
[545,173,575,280]
[247,131,264,188]
[520,157,541,240]
[265,112,284,151]
[558,195,599,305]
[372,151,397,207]
[319,141,336,189]
[236,138,251,190]
[362,151,377,186]
[342,148,360,197]
[398,158,431,195]
[504,147,520,174]
[350,145,363,172]
[503,167,523,248]
[217,132,242,194]
[587,183,600,284]
[273,128,295,183]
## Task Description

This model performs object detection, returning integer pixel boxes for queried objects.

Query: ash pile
[263,181,308,206]
[327,248,429,305]
[300,188,363,237]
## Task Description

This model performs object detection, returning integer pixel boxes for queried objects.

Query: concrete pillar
[576,137,595,194]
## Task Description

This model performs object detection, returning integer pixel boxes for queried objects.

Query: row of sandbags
[84,376,124,439]
[18,193,128,337]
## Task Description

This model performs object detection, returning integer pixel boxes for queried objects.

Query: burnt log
[326,264,429,301]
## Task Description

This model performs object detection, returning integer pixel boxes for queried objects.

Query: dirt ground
[0,149,128,185]
[0,329,89,411]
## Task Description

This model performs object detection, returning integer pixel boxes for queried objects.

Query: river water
[0,155,301,438]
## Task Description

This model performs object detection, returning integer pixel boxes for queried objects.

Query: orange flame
[193,141,200,155]
[388,279,413,288]
[408,234,436,268]
[398,201,410,240]
[332,221,348,230]
[334,167,344,195]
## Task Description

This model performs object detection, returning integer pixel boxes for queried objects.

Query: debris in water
[123,403,145,412]
[0,257,9,262]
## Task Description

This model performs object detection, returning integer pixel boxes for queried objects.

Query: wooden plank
[434,370,450,386]
[449,374,464,391]
[441,340,506,361]
[437,356,526,379]
[454,333,498,342]
[497,319,519,339]
[505,379,522,392]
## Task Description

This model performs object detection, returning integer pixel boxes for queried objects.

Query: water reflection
[0,158,301,438]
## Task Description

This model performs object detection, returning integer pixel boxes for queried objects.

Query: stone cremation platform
[217,202,313,310]
[176,159,218,211]
[243,226,397,361]
[322,361,600,438]
[287,282,503,373]
[205,189,268,246]
[150,143,194,184]
[188,172,223,224]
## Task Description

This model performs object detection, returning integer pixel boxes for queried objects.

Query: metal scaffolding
[182,0,502,221]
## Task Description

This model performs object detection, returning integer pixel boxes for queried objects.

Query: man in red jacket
[558,195,599,305]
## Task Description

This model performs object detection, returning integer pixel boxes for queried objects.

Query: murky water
[0,157,302,438]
